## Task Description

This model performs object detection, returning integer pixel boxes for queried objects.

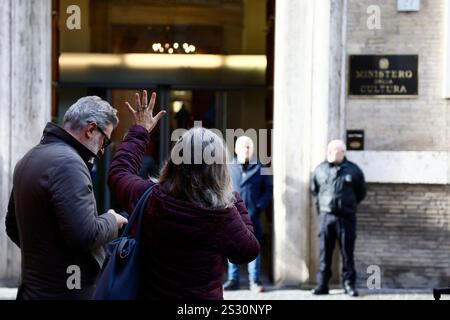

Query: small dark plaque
[346,130,364,151]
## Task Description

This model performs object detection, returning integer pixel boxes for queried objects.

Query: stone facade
[346,0,450,151]
[274,0,450,289]
[344,0,450,288]
[0,0,51,285]
[355,183,450,288]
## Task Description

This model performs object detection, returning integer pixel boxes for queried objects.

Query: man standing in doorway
[5,96,128,299]
[223,136,273,293]
[311,140,366,297]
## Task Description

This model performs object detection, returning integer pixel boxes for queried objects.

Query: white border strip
[347,151,449,184]
[443,0,450,97]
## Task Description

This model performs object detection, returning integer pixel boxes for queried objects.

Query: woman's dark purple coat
[108,125,260,300]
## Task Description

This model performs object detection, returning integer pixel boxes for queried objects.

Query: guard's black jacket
[311,157,367,216]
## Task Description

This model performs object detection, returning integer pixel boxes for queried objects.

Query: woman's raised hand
[125,90,166,133]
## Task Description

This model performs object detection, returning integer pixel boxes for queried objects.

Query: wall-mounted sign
[397,0,420,12]
[346,130,364,151]
[349,55,418,96]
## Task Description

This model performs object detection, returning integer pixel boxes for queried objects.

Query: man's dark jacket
[5,122,117,300]
[229,158,273,240]
[311,157,367,216]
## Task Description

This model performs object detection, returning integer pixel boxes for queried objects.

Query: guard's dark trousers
[317,212,357,286]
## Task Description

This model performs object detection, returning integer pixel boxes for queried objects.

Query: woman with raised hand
[108,90,260,300]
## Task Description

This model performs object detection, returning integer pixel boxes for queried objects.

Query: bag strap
[122,184,155,237]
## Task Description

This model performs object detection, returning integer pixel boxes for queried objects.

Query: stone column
[0,0,51,285]
[273,0,347,286]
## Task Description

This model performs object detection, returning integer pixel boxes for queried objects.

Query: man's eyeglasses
[95,124,112,149]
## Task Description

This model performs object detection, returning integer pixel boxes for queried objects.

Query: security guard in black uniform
[311,140,366,297]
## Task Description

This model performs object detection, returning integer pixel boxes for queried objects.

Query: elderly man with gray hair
[311,139,366,297]
[5,96,128,300]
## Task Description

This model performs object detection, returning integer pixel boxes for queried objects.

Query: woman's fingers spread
[142,90,148,107]
[149,92,156,112]
[154,110,167,123]
[135,92,141,108]
[125,102,136,114]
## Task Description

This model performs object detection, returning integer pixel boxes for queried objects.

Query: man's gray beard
[86,136,101,156]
